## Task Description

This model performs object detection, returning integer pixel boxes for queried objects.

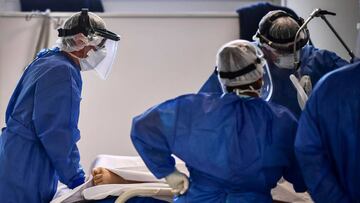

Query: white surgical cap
[56,12,106,53]
[216,40,265,88]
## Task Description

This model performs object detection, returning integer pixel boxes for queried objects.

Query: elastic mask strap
[67,52,83,60]
[234,86,260,98]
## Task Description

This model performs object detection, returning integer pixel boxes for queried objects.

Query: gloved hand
[165,169,189,195]
[290,74,309,110]
[299,75,312,95]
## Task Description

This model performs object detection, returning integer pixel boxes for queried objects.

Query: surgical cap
[216,40,265,87]
[57,12,106,52]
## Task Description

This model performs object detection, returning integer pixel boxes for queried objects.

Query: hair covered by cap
[267,12,299,41]
[63,12,106,31]
[57,12,106,52]
[255,10,308,52]
[216,40,265,88]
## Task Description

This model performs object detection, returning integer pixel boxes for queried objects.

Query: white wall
[0,16,44,121]
[285,0,359,61]
[0,0,20,11]
[102,0,280,13]
[0,0,281,12]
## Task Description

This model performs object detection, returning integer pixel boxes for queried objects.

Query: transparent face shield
[261,62,273,101]
[217,41,273,101]
[57,9,121,79]
[247,42,273,101]
[257,49,273,101]
[219,61,273,101]
[93,38,119,80]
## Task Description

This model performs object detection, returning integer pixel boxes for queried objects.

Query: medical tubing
[294,8,355,65]
[293,16,314,72]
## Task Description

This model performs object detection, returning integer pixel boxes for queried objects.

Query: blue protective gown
[131,93,306,203]
[0,48,85,203]
[295,61,360,203]
[93,196,168,203]
[199,45,349,118]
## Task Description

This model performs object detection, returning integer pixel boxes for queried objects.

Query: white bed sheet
[51,155,312,203]
[51,155,186,203]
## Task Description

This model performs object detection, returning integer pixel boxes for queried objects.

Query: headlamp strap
[58,8,94,37]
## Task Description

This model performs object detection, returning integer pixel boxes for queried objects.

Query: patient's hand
[92,167,142,185]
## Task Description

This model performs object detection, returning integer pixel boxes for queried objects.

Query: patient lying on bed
[52,155,312,203]
[91,156,313,203]
[51,155,185,203]
[92,167,142,185]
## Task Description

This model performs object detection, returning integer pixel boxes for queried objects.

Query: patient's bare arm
[92,167,143,186]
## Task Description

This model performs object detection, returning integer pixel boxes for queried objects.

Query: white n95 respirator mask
[67,38,119,80]
[57,9,121,80]
[274,51,300,69]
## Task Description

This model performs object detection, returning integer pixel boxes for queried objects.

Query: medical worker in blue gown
[131,40,306,203]
[199,10,348,118]
[295,61,360,203]
[0,9,120,203]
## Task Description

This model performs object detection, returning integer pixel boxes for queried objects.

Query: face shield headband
[57,9,120,80]
[57,8,120,42]
[254,11,309,53]
[214,42,273,101]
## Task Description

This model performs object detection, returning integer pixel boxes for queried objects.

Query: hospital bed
[83,183,173,202]
[52,155,313,203]
[51,155,182,203]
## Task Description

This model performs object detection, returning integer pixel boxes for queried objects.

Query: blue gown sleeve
[274,109,307,192]
[320,50,349,70]
[304,49,349,83]
[131,100,178,179]
[198,71,223,93]
[295,93,351,203]
[33,66,85,189]
[283,149,307,193]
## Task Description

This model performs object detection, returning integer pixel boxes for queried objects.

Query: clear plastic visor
[94,39,119,80]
